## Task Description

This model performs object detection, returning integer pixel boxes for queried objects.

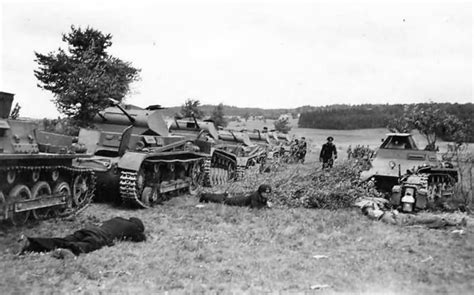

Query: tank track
[119,158,204,208]
[0,165,96,226]
[206,152,264,186]
[119,171,146,207]
[202,158,212,186]
[416,173,456,203]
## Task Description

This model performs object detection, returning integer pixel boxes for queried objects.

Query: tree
[210,103,228,128]
[180,99,204,119]
[274,114,292,133]
[387,105,412,133]
[389,104,468,150]
[34,26,140,127]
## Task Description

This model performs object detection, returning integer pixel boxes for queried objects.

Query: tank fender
[117,152,149,171]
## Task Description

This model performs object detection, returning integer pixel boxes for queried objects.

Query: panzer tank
[389,164,458,212]
[74,101,208,208]
[0,92,95,226]
[169,117,227,186]
[169,118,267,185]
[360,133,439,192]
[215,128,267,179]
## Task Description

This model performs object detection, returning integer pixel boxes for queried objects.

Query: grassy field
[1,124,473,294]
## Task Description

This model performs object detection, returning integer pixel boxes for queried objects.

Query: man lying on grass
[18,216,146,259]
[199,184,272,209]
[361,204,467,229]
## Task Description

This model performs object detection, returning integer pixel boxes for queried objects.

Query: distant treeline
[160,104,299,120]
[298,103,474,142]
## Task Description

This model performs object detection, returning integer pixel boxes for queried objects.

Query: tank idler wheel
[72,174,89,206]
[140,187,158,208]
[52,182,72,215]
[8,185,32,226]
[31,181,52,220]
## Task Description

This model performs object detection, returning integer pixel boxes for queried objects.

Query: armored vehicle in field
[360,133,440,191]
[169,118,266,185]
[0,92,95,225]
[74,102,207,208]
[216,128,267,178]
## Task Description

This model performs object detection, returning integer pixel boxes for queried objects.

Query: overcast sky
[0,0,472,118]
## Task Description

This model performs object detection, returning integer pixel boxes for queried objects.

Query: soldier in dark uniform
[19,217,146,256]
[199,184,272,209]
[320,136,337,168]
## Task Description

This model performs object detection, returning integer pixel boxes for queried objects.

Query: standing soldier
[347,145,352,159]
[320,136,337,168]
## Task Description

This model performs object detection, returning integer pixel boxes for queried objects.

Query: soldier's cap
[327,136,334,141]
[128,217,145,232]
[258,184,272,194]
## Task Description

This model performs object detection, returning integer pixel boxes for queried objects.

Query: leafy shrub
[223,160,379,210]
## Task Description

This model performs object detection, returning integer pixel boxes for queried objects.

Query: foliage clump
[210,103,228,128]
[274,114,292,134]
[273,162,376,210]
[179,99,204,119]
[226,160,378,210]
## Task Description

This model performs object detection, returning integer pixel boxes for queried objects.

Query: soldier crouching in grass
[199,184,272,209]
[18,217,146,259]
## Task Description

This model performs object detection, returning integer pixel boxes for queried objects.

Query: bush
[222,160,378,210]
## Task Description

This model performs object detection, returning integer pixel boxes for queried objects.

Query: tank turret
[93,100,170,136]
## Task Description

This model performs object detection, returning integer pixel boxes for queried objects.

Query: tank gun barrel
[108,98,136,124]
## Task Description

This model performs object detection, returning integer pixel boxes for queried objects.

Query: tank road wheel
[31,181,52,220]
[8,185,32,226]
[52,182,72,215]
[140,187,158,207]
[73,174,89,206]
